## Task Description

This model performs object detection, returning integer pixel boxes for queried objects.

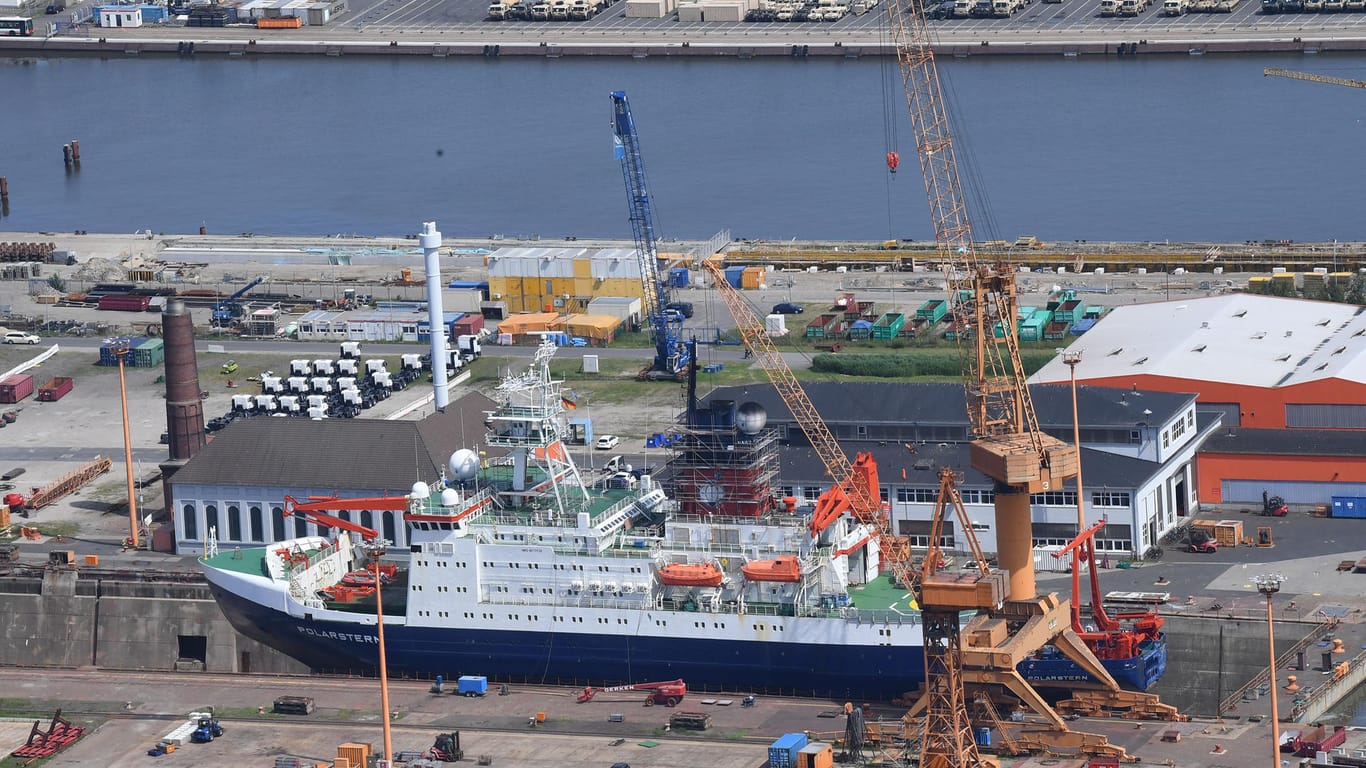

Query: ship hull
[1015,636,1168,691]
[209,580,928,700]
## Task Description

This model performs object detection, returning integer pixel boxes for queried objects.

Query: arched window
[227,504,242,541]
[205,505,219,538]
[249,506,264,542]
[183,504,198,540]
[294,515,307,538]
[360,510,374,531]
[382,511,396,543]
[272,507,285,541]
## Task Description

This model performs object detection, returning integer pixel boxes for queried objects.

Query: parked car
[771,303,804,315]
[1189,538,1219,553]
[595,434,619,450]
[3,331,40,345]
[665,301,695,319]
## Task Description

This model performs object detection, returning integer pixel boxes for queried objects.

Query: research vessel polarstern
[201,340,1164,697]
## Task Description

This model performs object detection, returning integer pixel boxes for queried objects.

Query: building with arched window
[168,393,500,554]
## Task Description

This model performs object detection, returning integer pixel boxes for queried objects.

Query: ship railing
[482,594,652,611]
[842,608,919,626]
[668,512,809,528]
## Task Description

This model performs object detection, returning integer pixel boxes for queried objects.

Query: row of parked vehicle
[744,0,879,21]
[487,0,620,20]
[1262,0,1366,12]
[1101,0,1238,15]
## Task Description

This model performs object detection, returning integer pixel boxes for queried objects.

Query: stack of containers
[99,337,146,366]
[133,338,165,368]
[769,733,809,768]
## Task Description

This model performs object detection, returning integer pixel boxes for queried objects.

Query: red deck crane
[1053,519,1163,661]
[281,494,413,542]
[576,679,687,707]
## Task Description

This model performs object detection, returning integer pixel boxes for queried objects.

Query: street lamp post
[1255,573,1285,768]
[113,338,141,549]
[1062,350,1085,533]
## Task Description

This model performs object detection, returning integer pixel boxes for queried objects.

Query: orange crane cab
[576,679,687,708]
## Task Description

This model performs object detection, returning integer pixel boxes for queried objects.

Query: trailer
[1294,724,1346,757]
[36,377,74,402]
[98,294,153,312]
[457,676,488,697]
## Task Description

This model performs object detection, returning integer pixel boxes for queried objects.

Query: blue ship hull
[1015,636,1168,691]
[209,582,928,700]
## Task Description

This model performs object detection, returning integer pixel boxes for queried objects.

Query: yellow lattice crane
[1264,67,1366,89]
[885,0,1184,760]
[701,261,912,585]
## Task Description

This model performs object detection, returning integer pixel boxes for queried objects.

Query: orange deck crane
[281,494,412,542]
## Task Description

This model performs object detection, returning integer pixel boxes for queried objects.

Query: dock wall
[0,572,308,675]
[3,34,1366,59]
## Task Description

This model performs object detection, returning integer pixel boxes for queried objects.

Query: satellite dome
[440,488,462,507]
[737,402,768,434]
[410,481,430,500]
[449,448,480,481]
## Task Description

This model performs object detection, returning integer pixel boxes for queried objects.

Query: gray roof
[171,392,500,491]
[1201,427,1366,458]
[776,442,1162,492]
[704,381,1194,432]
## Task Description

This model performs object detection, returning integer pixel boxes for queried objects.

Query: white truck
[457,334,482,361]
[1162,0,1186,14]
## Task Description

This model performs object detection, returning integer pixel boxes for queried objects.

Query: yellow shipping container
[597,278,644,300]
[574,258,593,280]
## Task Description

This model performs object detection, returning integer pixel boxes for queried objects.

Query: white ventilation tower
[421,221,450,411]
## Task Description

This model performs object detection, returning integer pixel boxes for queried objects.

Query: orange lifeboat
[741,556,802,583]
[657,562,724,588]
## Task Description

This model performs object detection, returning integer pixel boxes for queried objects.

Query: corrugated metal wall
[1285,403,1366,428]
[1221,479,1366,505]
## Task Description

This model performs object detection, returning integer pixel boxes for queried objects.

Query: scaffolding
[670,398,780,519]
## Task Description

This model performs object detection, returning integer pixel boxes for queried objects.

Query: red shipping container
[452,314,485,336]
[98,294,152,312]
[0,373,35,404]
[37,376,74,402]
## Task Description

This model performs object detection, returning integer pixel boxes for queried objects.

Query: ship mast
[486,339,590,515]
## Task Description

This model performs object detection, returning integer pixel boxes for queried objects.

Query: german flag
[561,389,578,410]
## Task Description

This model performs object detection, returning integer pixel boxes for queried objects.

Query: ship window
[249,506,263,542]
[205,505,219,538]
[272,507,285,540]
[227,505,241,541]
[183,504,197,540]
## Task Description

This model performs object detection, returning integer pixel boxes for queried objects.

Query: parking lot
[339,0,1366,43]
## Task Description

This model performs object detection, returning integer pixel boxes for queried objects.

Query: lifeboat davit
[741,556,802,583]
[657,562,724,588]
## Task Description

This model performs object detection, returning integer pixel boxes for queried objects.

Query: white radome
[410,481,430,499]
[449,448,480,481]
[736,402,768,435]
[440,488,462,507]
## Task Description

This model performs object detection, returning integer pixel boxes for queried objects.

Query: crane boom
[282,494,412,541]
[611,91,690,378]
[700,261,875,525]
[1264,67,1366,89]
[212,276,266,324]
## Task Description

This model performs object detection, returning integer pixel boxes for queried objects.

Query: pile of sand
[71,257,126,282]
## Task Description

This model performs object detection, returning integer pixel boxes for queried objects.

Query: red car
[1190,539,1219,553]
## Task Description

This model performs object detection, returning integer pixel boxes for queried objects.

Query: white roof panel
[1029,294,1366,388]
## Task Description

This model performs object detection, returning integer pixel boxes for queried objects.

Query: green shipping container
[872,312,905,340]
[133,338,165,368]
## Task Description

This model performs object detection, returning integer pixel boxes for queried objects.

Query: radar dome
[449,448,480,481]
[736,402,768,434]
[410,481,430,500]
[440,488,462,507]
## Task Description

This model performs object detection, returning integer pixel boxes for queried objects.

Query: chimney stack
[162,298,207,460]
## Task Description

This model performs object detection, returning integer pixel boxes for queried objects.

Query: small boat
[742,556,802,583]
[658,562,724,588]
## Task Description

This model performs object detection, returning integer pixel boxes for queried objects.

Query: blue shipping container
[976,727,991,746]
[669,268,690,288]
[457,675,488,695]
[1332,496,1366,519]
[769,733,808,768]
[724,266,746,288]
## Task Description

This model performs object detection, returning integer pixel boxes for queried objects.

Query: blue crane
[611,91,690,380]
[211,276,266,325]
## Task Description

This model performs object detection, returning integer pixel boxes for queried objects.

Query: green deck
[848,574,918,614]
[202,545,279,578]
